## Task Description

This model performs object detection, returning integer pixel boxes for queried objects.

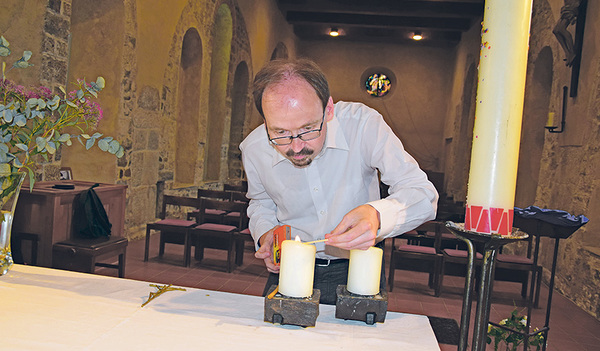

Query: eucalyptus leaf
[92,132,102,139]
[13,158,23,168]
[26,98,38,109]
[66,100,78,109]
[14,114,27,127]
[3,108,13,122]
[77,89,84,100]
[98,138,109,151]
[58,133,70,142]
[96,77,105,90]
[115,146,124,158]
[0,164,11,177]
[0,46,9,57]
[0,133,11,143]
[35,136,47,151]
[0,143,8,153]
[15,143,28,151]
[22,50,32,61]
[108,140,120,154]
[85,138,94,150]
[46,141,56,154]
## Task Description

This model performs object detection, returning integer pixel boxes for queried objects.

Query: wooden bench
[52,237,128,277]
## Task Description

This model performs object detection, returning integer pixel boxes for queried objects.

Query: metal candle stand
[445,222,529,351]
[334,285,388,325]
[264,285,320,327]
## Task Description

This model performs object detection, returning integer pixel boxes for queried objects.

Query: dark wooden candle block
[264,285,320,327]
[335,285,388,325]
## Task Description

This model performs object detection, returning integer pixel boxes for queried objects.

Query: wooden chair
[388,221,443,296]
[439,245,483,296]
[234,228,253,266]
[190,198,248,272]
[187,189,231,223]
[223,191,249,226]
[144,195,202,266]
[53,236,128,277]
[227,191,250,266]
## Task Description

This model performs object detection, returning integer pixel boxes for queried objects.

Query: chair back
[160,195,203,220]
[197,189,231,200]
[229,190,249,203]
[198,199,248,229]
[224,181,247,193]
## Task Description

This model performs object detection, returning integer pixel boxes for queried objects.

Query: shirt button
[320,210,325,215]
[313,187,319,192]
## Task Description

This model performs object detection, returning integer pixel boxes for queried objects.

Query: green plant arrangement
[487,308,545,351]
[0,35,124,187]
[0,36,124,275]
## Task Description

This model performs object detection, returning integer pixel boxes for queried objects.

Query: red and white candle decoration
[465,0,533,235]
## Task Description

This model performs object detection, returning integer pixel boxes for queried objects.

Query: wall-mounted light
[412,31,423,41]
[329,27,340,37]
[546,86,568,133]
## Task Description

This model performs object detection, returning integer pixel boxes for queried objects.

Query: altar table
[0,265,440,350]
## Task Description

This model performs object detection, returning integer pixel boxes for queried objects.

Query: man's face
[262,78,333,168]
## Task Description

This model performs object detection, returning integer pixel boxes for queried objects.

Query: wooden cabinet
[13,180,127,267]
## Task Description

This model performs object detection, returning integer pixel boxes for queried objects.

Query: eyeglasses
[266,112,325,146]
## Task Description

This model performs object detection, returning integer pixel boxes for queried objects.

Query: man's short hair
[252,58,330,118]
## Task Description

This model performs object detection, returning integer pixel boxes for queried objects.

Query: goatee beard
[286,148,314,167]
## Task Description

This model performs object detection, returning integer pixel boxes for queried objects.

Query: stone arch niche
[175,28,203,185]
[515,46,553,207]
[228,61,249,180]
[270,42,288,60]
[205,4,233,181]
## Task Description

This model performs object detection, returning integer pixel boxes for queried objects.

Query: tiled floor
[96,237,600,351]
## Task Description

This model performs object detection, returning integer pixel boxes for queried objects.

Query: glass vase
[0,172,26,276]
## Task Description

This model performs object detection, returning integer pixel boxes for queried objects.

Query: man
[240,59,438,304]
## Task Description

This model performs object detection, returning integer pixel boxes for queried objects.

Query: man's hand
[255,226,280,273]
[325,204,380,250]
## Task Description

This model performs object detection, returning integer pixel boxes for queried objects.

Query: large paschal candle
[278,237,316,298]
[347,246,383,296]
[465,0,533,235]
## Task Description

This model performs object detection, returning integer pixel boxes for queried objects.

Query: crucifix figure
[552,0,581,67]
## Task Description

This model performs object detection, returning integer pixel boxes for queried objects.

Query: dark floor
[95,236,600,351]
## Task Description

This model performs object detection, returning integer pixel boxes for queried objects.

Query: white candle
[346,246,383,296]
[465,0,533,236]
[278,236,316,298]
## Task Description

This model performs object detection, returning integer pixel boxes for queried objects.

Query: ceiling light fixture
[412,31,423,41]
[329,27,340,37]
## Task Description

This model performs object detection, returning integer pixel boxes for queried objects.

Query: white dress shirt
[240,101,438,259]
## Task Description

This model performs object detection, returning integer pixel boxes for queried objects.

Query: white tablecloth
[1,265,440,350]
